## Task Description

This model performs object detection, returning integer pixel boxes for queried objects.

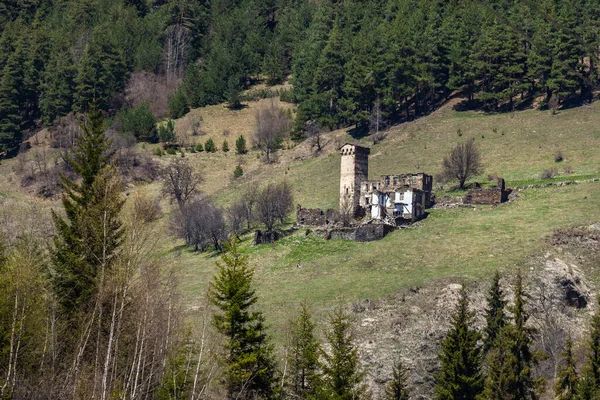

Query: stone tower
[339,143,370,212]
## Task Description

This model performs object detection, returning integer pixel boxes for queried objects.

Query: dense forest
[1,0,600,156]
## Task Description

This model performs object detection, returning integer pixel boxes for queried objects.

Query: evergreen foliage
[555,336,578,400]
[235,135,248,155]
[118,103,157,142]
[288,302,321,398]
[233,165,243,178]
[222,140,229,152]
[209,240,278,400]
[434,284,483,400]
[205,138,217,153]
[158,119,176,143]
[319,300,368,400]
[483,271,507,353]
[51,107,124,313]
[385,360,410,400]
[482,271,541,400]
[168,88,189,119]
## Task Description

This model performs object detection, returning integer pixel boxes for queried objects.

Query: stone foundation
[252,230,280,246]
[464,178,510,205]
[317,224,396,242]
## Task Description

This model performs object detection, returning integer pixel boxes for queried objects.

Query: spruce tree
[40,46,75,125]
[209,240,278,400]
[235,135,247,155]
[51,106,123,313]
[483,271,507,353]
[434,284,483,400]
[0,43,23,155]
[222,140,229,152]
[386,359,410,400]
[555,336,578,400]
[288,302,321,399]
[482,271,541,400]
[578,295,600,399]
[319,300,368,400]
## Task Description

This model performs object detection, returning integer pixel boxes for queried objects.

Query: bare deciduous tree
[254,101,291,163]
[170,199,228,252]
[442,138,482,189]
[256,182,294,232]
[161,159,203,211]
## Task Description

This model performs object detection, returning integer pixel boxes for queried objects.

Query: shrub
[165,147,177,155]
[223,129,230,136]
[279,88,295,103]
[133,194,162,223]
[457,128,462,137]
[118,103,157,142]
[563,165,573,175]
[195,143,204,152]
[487,173,498,181]
[555,150,564,162]
[153,147,163,156]
[540,168,558,179]
[158,119,176,143]
[168,87,189,118]
[233,165,243,178]
[205,138,217,153]
[222,140,230,152]
[235,135,248,155]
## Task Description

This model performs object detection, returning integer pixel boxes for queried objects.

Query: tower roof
[340,143,371,155]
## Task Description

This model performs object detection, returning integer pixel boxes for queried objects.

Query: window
[393,176,398,185]
[385,176,390,185]
[412,176,417,185]
[345,188,349,194]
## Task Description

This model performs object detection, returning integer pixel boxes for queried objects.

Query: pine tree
[434,284,483,400]
[578,295,600,399]
[233,165,243,178]
[39,45,75,125]
[205,138,217,153]
[235,135,248,155]
[482,271,541,400]
[288,302,321,398]
[209,240,278,400]
[319,300,368,400]
[385,359,410,400]
[483,271,507,353]
[222,140,229,152]
[51,106,123,313]
[555,336,578,400]
[0,42,23,156]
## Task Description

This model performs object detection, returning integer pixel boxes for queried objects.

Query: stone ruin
[464,178,511,205]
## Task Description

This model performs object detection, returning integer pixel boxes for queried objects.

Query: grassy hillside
[2,97,600,338]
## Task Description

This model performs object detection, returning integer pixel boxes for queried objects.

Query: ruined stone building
[340,143,433,224]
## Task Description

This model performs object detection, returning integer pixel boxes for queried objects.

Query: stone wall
[296,206,340,226]
[323,224,396,242]
[252,230,280,246]
[464,178,509,205]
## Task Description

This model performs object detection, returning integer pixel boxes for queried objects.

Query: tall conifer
[209,240,278,400]
[386,359,410,400]
[483,271,506,353]
[319,300,368,399]
[555,336,578,400]
[51,106,123,313]
[288,302,321,398]
[434,284,483,400]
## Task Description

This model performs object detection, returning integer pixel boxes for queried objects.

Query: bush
[555,150,564,162]
[118,103,157,142]
[233,165,243,178]
[195,143,204,152]
[165,147,177,155]
[153,147,163,156]
[540,167,558,179]
[133,194,162,223]
[222,140,229,152]
[168,88,189,119]
[235,135,248,155]
[205,138,217,153]
[241,88,278,102]
[563,165,573,175]
[279,88,295,103]
[158,119,176,143]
